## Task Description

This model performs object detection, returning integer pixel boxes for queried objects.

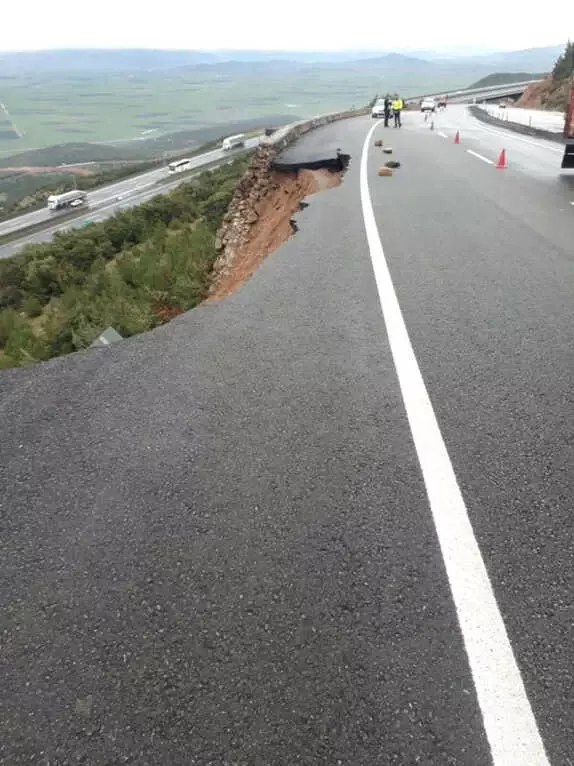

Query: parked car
[420,98,437,113]
[371,100,386,118]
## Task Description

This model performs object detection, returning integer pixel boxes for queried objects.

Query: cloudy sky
[1,0,569,52]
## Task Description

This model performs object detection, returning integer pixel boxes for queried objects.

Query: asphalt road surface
[1,111,573,764]
[419,104,568,179]
[0,136,260,242]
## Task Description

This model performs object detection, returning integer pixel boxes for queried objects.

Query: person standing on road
[392,95,404,128]
[384,95,392,128]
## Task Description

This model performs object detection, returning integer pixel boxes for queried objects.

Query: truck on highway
[47,189,87,211]
[561,82,574,169]
[222,134,246,151]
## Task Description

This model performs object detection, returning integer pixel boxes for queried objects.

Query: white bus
[222,134,246,151]
[47,189,87,211]
[168,158,192,174]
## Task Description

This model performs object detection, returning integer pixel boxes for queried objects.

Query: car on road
[371,100,386,118]
[420,98,437,113]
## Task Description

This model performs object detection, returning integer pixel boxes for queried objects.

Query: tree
[552,41,574,82]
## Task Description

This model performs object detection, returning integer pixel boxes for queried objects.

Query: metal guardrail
[405,79,543,104]
[468,105,565,144]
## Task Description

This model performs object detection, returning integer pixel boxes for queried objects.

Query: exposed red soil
[207,167,341,301]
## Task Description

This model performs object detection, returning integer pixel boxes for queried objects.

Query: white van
[222,134,246,151]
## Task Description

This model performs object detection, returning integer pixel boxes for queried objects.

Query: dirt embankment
[516,76,570,112]
[208,146,342,301]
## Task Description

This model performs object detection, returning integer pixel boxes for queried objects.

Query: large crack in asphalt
[207,150,351,302]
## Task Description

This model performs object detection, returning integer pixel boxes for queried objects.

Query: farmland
[0,68,334,156]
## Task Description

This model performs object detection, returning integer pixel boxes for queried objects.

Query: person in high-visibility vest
[391,96,404,128]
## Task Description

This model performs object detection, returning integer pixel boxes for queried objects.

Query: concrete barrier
[261,106,370,151]
[469,105,565,145]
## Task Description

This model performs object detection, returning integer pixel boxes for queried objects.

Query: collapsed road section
[208,141,351,301]
[271,144,351,173]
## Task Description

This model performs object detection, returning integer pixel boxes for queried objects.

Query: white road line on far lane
[438,131,448,138]
[466,149,494,165]
[467,115,564,155]
[361,120,550,766]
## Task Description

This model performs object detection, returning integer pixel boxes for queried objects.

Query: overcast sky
[1,0,569,52]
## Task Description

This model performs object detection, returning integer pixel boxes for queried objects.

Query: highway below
[0,136,261,249]
[1,109,573,764]
[0,160,241,260]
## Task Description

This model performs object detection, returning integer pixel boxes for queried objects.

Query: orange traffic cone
[454,130,460,144]
[495,149,507,169]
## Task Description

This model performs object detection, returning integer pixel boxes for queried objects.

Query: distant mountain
[442,45,563,71]
[0,49,220,74]
[0,44,565,74]
[337,53,431,70]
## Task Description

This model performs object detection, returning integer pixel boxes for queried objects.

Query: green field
[0,64,483,158]
[0,69,313,154]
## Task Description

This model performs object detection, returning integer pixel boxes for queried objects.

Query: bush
[0,308,19,346]
[1,310,48,366]
[22,295,43,318]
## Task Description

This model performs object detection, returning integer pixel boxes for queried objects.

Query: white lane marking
[466,149,494,165]
[97,184,153,206]
[438,131,448,138]
[360,120,549,766]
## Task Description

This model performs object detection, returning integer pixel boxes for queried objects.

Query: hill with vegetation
[516,41,573,112]
[468,72,546,89]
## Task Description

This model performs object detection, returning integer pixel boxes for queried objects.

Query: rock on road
[1,109,573,765]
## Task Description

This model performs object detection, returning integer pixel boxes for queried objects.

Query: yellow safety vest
[392,99,403,111]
